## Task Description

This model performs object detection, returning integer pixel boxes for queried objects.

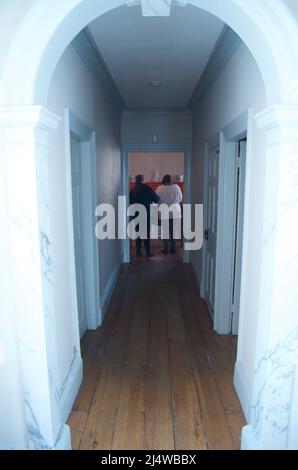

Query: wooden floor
[68,250,244,450]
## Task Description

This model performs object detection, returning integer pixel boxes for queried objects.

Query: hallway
[68,254,244,450]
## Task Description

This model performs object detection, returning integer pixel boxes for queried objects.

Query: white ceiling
[88,4,224,108]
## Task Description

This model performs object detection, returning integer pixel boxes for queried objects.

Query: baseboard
[234,359,252,423]
[53,424,72,450]
[101,263,121,320]
[241,424,260,450]
[59,351,83,423]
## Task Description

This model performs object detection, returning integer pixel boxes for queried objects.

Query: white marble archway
[0,0,298,450]
[1,0,298,107]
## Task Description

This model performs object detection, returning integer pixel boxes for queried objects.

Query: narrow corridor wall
[47,45,122,398]
[122,110,192,145]
[190,42,267,419]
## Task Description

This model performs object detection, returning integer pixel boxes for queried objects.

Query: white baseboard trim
[54,424,72,450]
[87,307,102,330]
[241,424,260,450]
[101,263,121,320]
[59,351,83,423]
[234,359,252,423]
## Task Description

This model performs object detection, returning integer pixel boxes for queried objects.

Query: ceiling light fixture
[150,80,161,88]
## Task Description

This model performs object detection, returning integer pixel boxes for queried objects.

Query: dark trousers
[163,218,176,253]
[135,237,151,255]
[135,213,151,255]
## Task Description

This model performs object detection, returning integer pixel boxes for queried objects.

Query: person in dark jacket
[129,174,159,257]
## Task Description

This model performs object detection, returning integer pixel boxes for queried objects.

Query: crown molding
[72,29,126,109]
[122,107,191,116]
[254,105,298,130]
[189,25,241,107]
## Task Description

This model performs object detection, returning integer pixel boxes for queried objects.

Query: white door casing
[70,137,87,338]
[65,109,101,334]
[203,144,219,317]
[231,140,247,335]
[122,144,192,264]
[213,111,249,335]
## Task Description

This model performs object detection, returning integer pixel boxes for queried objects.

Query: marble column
[242,105,298,449]
[0,106,71,449]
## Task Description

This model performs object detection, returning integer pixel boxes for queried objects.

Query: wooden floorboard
[68,412,88,450]
[144,275,175,450]
[69,249,245,450]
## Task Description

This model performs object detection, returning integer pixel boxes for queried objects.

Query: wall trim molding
[72,29,125,109]
[234,360,252,423]
[240,424,261,450]
[0,105,60,131]
[53,424,72,450]
[254,105,298,130]
[101,263,122,320]
[122,143,192,263]
[189,25,241,107]
[212,110,249,334]
[122,108,192,116]
[58,350,83,423]
[65,109,102,333]
[122,143,192,151]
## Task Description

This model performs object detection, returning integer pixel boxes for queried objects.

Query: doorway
[70,136,87,338]
[128,151,185,260]
[66,109,101,338]
[202,142,219,318]
[230,139,247,335]
[122,145,191,264]
[202,111,250,337]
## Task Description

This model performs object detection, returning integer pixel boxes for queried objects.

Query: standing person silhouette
[129,175,159,257]
[156,174,182,254]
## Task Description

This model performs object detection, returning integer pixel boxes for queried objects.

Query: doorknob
[204,230,209,241]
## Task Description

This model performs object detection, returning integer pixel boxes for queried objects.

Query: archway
[1,0,298,450]
[1,0,298,107]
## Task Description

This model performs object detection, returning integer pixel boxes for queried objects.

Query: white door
[71,136,87,338]
[231,140,247,334]
[204,146,219,317]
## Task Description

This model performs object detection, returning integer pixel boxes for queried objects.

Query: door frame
[201,133,220,308]
[121,144,192,263]
[212,109,252,334]
[65,109,101,333]
[231,139,247,335]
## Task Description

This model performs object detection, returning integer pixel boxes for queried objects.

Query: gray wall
[122,110,192,145]
[190,42,267,414]
[47,44,122,391]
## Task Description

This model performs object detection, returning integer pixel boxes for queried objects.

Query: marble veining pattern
[49,347,78,406]
[252,327,298,441]
[7,130,62,448]
[40,230,53,284]
[24,393,51,450]
[18,339,37,354]
[141,0,172,16]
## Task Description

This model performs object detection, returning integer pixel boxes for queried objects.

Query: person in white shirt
[156,174,183,254]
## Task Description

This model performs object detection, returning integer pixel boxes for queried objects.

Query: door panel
[71,137,87,338]
[204,147,219,317]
